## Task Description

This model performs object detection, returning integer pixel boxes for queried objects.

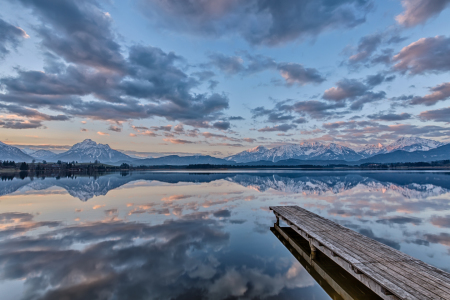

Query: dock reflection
[271,225,381,300]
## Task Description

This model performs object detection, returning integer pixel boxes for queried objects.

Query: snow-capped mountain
[226,142,363,163]
[385,137,444,152]
[228,137,447,163]
[357,137,445,159]
[54,139,132,163]
[30,150,57,161]
[225,146,269,163]
[0,141,34,162]
[356,143,388,158]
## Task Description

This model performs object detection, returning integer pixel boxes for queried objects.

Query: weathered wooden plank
[367,262,445,299]
[273,225,382,300]
[269,205,450,300]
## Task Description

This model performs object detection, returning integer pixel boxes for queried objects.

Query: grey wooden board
[270,206,450,300]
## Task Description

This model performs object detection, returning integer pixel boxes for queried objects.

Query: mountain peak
[55,139,128,163]
[247,146,268,153]
[71,139,111,151]
[387,137,444,152]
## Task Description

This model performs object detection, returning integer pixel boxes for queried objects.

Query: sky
[1,0,450,157]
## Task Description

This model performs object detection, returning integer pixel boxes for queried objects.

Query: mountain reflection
[2,171,450,201]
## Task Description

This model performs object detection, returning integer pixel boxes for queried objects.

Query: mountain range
[226,137,446,163]
[0,137,448,165]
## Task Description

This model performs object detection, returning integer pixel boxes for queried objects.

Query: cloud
[409,82,450,106]
[293,118,307,124]
[0,18,29,59]
[0,119,44,129]
[17,0,125,72]
[139,0,372,46]
[212,121,230,130]
[424,232,450,246]
[345,32,405,68]
[396,0,450,27]
[97,131,109,136]
[289,100,346,119]
[349,33,383,63]
[376,216,422,225]
[393,36,450,75]
[108,125,122,132]
[208,53,324,86]
[322,77,386,110]
[368,112,412,121]
[258,124,296,132]
[430,215,450,228]
[0,1,231,127]
[251,106,294,123]
[323,79,369,101]
[277,63,325,85]
[207,53,246,75]
[213,209,231,218]
[163,138,194,144]
[228,116,244,121]
[419,107,450,122]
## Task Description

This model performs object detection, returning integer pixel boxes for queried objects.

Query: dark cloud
[0,119,44,129]
[409,82,450,106]
[293,118,307,124]
[213,209,231,218]
[348,33,382,63]
[163,138,194,144]
[376,216,422,225]
[257,124,296,132]
[208,53,324,86]
[251,106,295,123]
[396,0,450,27]
[17,0,125,72]
[289,100,346,119]
[424,232,450,246]
[228,116,244,121]
[212,121,230,130]
[323,78,369,101]
[393,35,450,75]
[365,73,395,86]
[322,77,386,110]
[322,120,376,129]
[139,0,372,46]
[346,32,405,68]
[0,103,69,121]
[0,18,28,59]
[430,215,450,228]
[207,53,246,75]
[151,125,172,132]
[0,1,230,126]
[368,112,412,121]
[419,107,450,122]
[108,125,122,132]
[277,63,325,85]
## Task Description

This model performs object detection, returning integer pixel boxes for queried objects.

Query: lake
[0,171,449,300]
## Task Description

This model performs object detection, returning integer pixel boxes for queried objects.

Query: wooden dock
[271,225,381,300]
[270,206,450,300]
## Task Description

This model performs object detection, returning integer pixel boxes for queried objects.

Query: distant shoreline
[2,164,450,175]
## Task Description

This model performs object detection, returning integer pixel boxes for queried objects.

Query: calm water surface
[1,171,450,300]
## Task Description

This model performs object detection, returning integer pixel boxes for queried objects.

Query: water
[0,171,449,300]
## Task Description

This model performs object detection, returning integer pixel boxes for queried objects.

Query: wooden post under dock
[270,206,450,300]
